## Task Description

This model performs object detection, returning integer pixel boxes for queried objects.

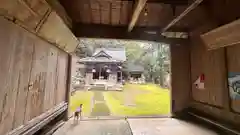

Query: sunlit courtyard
[70,83,170,117]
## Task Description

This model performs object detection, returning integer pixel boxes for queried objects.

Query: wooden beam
[201,18,240,49]
[74,23,187,44]
[46,0,72,28]
[122,0,189,5]
[18,0,39,16]
[128,0,148,32]
[161,0,204,33]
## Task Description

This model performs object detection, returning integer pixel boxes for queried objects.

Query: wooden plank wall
[0,0,78,53]
[190,37,227,107]
[37,11,79,53]
[171,43,191,113]
[0,0,50,30]
[24,37,49,122]
[0,17,20,134]
[0,17,68,135]
[56,51,68,105]
[190,21,227,107]
[189,19,240,125]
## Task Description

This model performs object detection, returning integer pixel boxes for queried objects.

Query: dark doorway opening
[93,68,100,79]
[117,71,121,82]
[130,73,141,79]
[100,68,109,79]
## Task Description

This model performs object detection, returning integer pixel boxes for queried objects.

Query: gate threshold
[188,112,240,135]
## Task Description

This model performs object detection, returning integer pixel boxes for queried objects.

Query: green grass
[91,103,110,116]
[70,83,171,117]
[104,83,170,116]
[70,91,93,116]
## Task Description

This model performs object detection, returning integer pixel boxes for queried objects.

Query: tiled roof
[127,63,144,72]
[78,57,121,63]
[93,47,126,61]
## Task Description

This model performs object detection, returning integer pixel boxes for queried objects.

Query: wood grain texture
[0,17,17,135]
[100,1,110,25]
[44,47,58,111]
[46,0,72,28]
[171,43,191,113]
[56,51,68,104]
[175,5,209,30]
[190,21,227,107]
[191,102,240,125]
[37,11,79,53]
[204,48,226,107]
[13,33,34,129]
[145,4,164,26]
[80,2,91,23]
[136,3,172,27]
[201,18,240,50]
[128,0,148,31]
[91,0,101,24]
[0,17,35,134]
[111,1,121,25]
[0,17,13,126]
[4,28,23,133]
[162,0,204,32]
[120,1,132,25]
[209,0,240,27]
[0,16,69,135]
[226,43,240,113]
[0,0,50,30]
[25,38,49,122]
[191,37,226,107]
[190,37,210,103]
[135,3,148,26]
[188,19,240,126]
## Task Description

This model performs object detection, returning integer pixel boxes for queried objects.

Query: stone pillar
[85,72,93,85]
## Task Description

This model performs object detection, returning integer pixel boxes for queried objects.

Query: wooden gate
[0,16,69,135]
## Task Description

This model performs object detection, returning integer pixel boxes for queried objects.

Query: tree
[76,38,170,85]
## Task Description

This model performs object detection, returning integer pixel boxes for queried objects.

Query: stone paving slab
[53,118,219,135]
[90,91,111,116]
[53,119,132,135]
[128,118,218,135]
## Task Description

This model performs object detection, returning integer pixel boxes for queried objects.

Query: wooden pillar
[64,54,72,120]
[171,43,191,115]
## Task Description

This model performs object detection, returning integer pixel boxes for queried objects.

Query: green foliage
[124,41,170,84]
[77,38,170,85]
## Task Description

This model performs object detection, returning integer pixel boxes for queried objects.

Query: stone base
[85,80,123,91]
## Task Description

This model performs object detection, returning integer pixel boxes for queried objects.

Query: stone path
[53,118,219,135]
[53,119,132,135]
[90,91,111,116]
[124,91,136,107]
[128,118,218,135]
